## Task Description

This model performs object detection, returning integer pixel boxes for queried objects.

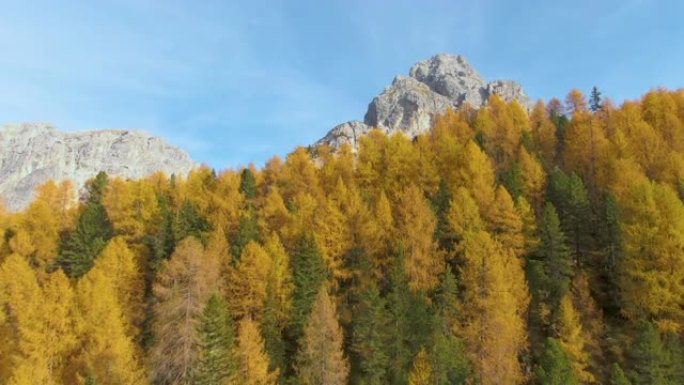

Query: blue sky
[1,0,683,169]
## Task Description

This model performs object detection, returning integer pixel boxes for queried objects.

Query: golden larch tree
[226,241,272,319]
[459,231,529,385]
[395,184,443,292]
[76,267,146,385]
[408,348,433,385]
[236,317,279,385]
[151,237,220,385]
[296,288,349,385]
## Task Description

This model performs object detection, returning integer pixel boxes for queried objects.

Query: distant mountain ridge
[317,53,532,149]
[0,123,198,211]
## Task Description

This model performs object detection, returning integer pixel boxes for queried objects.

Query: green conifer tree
[262,280,287,380]
[537,203,574,321]
[547,171,592,265]
[350,283,390,385]
[385,250,432,385]
[240,168,257,201]
[175,199,211,242]
[610,363,632,385]
[596,192,625,314]
[535,338,578,385]
[194,294,236,385]
[290,233,328,341]
[628,322,668,385]
[590,86,603,113]
[430,267,470,385]
[230,213,260,261]
[57,171,112,278]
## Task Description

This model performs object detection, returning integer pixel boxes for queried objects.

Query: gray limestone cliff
[0,123,198,211]
[318,53,532,149]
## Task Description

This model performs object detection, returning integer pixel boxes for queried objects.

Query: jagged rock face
[0,123,198,211]
[317,120,373,150]
[319,53,532,149]
[408,54,488,105]
[364,76,456,139]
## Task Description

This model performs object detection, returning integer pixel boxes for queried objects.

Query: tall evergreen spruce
[664,332,684,384]
[57,171,112,278]
[535,338,578,385]
[547,171,592,265]
[431,179,454,251]
[385,249,432,385]
[150,191,177,264]
[350,283,390,385]
[175,199,211,242]
[290,233,328,342]
[430,267,470,385]
[240,168,257,201]
[537,203,574,323]
[194,294,236,385]
[628,322,668,385]
[230,213,260,261]
[262,280,287,381]
[589,86,603,112]
[610,363,632,385]
[429,321,470,385]
[596,192,625,314]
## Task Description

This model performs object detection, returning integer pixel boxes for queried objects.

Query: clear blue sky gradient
[1,0,683,169]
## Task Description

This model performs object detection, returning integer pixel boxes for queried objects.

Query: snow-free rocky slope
[0,123,198,211]
[318,53,532,149]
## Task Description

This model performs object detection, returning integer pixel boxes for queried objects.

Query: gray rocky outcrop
[318,53,532,149]
[0,123,198,211]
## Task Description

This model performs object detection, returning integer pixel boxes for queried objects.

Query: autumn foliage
[1,89,684,384]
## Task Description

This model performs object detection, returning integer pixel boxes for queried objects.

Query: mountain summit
[0,123,198,211]
[318,54,532,149]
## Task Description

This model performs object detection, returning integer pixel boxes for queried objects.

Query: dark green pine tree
[664,332,684,385]
[229,213,260,261]
[547,171,592,266]
[431,179,454,251]
[385,250,413,385]
[535,337,578,385]
[350,283,390,385]
[430,267,470,385]
[590,86,603,113]
[290,233,328,341]
[429,320,470,385]
[501,161,523,201]
[175,199,211,243]
[538,203,574,319]
[262,280,288,382]
[548,100,570,161]
[596,192,625,315]
[57,171,112,279]
[240,168,257,201]
[231,168,261,265]
[433,265,460,322]
[627,322,668,385]
[610,363,632,385]
[385,249,432,385]
[147,191,176,267]
[194,294,236,385]
[525,258,552,355]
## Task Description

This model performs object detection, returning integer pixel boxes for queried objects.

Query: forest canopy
[1,88,684,385]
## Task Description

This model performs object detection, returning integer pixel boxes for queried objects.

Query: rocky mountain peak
[318,53,532,150]
[0,123,199,211]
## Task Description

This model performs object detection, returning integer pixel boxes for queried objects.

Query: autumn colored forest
[2,88,684,385]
